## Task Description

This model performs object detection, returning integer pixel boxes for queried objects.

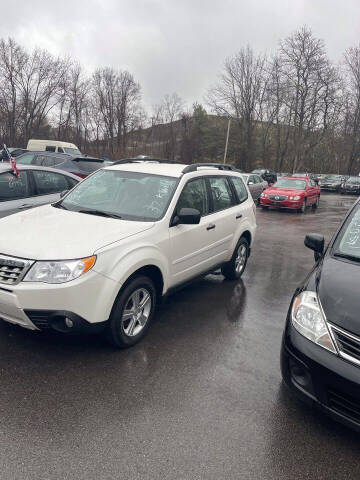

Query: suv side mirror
[60,190,69,198]
[304,233,324,261]
[173,208,201,226]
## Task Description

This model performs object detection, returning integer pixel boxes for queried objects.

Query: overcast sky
[1,0,359,110]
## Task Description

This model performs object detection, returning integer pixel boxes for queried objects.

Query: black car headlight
[291,291,337,353]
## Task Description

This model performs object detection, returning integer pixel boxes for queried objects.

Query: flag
[2,145,20,179]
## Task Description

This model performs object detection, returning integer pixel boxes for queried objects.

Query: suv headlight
[291,291,337,353]
[24,256,96,284]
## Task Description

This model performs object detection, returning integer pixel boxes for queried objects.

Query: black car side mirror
[60,190,69,198]
[304,233,324,261]
[173,208,201,226]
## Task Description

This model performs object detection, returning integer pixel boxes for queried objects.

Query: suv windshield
[60,169,178,221]
[273,179,306,190]
[333,205,360,261]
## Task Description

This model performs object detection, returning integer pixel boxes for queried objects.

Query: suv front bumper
[0,270,120,332]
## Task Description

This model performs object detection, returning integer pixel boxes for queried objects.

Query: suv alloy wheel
[105,275,156,348]
[221,237,249,280]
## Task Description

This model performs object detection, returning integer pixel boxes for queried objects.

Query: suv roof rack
[114,157,178,166]
[182,163,236,174]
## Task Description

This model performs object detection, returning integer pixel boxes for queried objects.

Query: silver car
[242,173,268,203]
[0,163,79,217]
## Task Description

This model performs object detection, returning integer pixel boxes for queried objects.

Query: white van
[27,139,81,155]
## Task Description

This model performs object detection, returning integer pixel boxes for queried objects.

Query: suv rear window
[231,177,248,203]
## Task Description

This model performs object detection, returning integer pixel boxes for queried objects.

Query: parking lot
[0,192,359,479]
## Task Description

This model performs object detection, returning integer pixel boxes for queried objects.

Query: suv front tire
[221,237,249,280]
[105,275,156,348]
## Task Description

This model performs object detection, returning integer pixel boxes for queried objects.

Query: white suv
[0,160,256,347]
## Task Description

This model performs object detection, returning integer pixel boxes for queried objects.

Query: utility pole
[223,118,231,164]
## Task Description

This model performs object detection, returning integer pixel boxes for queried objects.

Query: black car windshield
[273,179,306,190]
[333,205,360,261]
[347,176,360,184]
[60,169,178,221]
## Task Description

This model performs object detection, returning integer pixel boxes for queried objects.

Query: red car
[260,176,320,213]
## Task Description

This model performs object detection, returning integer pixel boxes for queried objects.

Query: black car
[281,199,360,431]
[252,168,277,184]
[15,151,113,178]
[340,176,360,195]
[319,174,345,192]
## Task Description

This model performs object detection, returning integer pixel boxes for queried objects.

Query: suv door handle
[18,204,32,209]
[206,224,216,231]
[236,214,243,219]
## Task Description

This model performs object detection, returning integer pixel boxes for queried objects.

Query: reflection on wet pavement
[0,193,359,479]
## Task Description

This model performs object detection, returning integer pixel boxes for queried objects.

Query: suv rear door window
[45,146,56,152]
[0,171,30,201]
[209,177,235,212]
[177,178,209,216]
[32,170,70,195]
[230,177,248,203]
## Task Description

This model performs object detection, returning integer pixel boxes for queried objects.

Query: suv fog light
[65,318,73,328]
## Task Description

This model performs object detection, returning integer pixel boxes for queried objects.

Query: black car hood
[317,256,360,335]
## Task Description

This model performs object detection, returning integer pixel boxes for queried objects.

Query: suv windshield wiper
[78,209,122,219]
[333,252,360,263]
[52,202,68,210]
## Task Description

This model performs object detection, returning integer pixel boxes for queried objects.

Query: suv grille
[328,389,360,425]
[268,194,288,201]
[0,255,33,285]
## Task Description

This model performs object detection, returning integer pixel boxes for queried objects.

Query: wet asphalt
[1,192,360,480]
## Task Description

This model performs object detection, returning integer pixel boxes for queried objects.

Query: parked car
[277,172,291,178]
[340,176,360,195]
[0,147,28,160]
[0,160,256,347]
[319,174,345,192]
[260,176,320,213]
[281,198,360,431]
[15,151,112,178]
[242,173,268,203]
[27,139,81,155]
[0,163,79,217]
[252,168,277,185]
[292,172,309,177]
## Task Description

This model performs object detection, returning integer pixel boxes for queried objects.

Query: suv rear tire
[105,275,156,348]
[221,237,249,280]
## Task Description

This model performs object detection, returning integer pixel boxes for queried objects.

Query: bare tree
[207,46,269,170]
[342,45,360,174]
[92,67,141,157]
[279,27,340,172]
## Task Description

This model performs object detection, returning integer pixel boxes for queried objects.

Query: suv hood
[0,204,154,260]
[318,256,360,336]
